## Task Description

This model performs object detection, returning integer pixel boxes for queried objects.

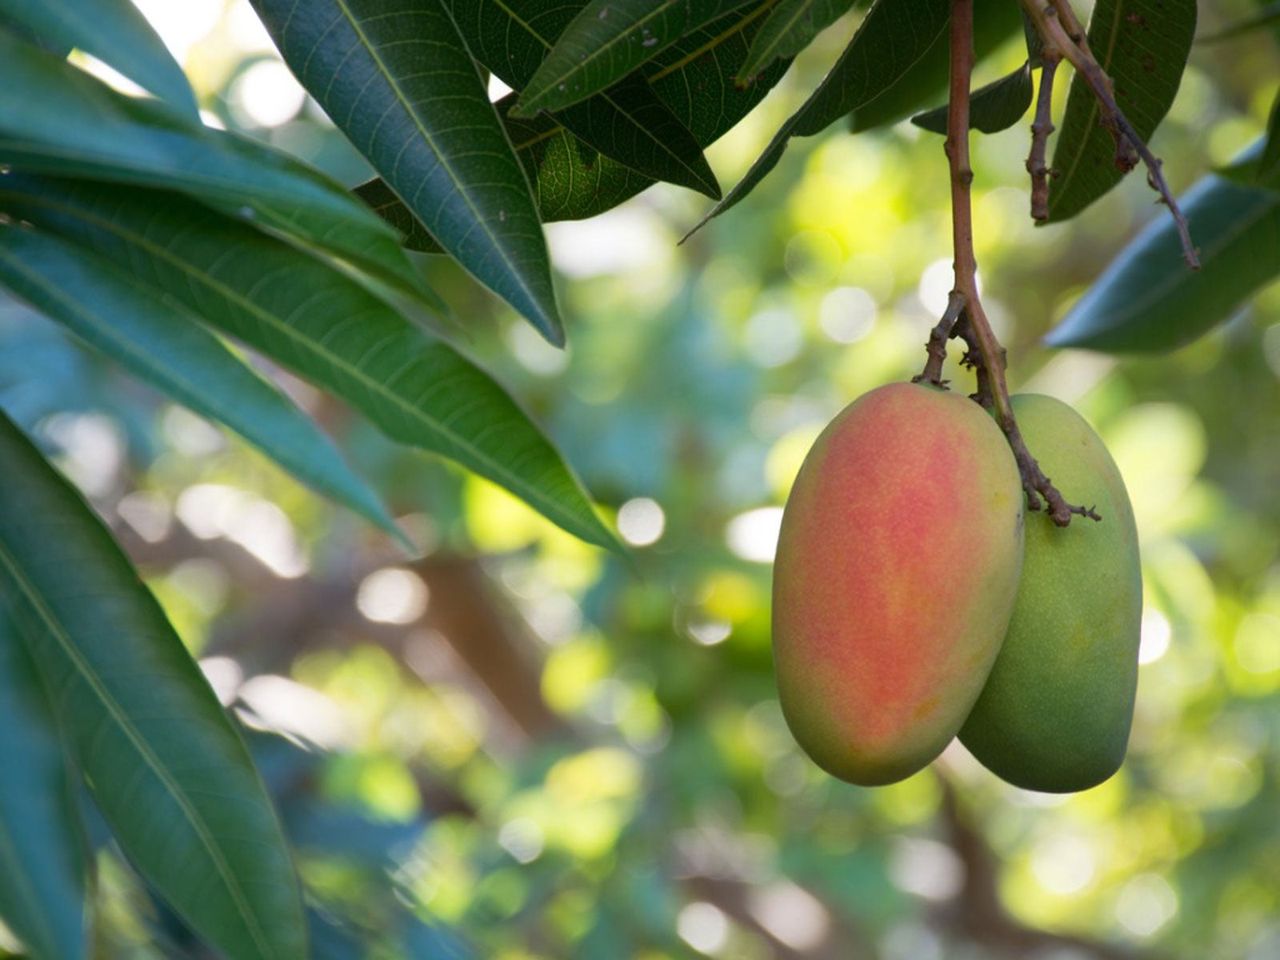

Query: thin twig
[1027,56,1059,221]
[946,0,1099,526]
[913,290,966,386]
[1020,0,1200,268]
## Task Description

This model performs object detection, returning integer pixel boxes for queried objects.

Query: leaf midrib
[0,540,275,960]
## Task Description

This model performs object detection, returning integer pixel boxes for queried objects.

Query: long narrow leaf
[0,30,435,310]
[0,221,403,542]
[738,0,857,81]
[911,61,1032,135]
[0,613,87,960]
[0,176,616,549]
[0,411,307,960]
[0,0,199,119]
[250,0,564,344]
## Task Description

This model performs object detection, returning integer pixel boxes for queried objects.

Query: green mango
[960,394,1142,793]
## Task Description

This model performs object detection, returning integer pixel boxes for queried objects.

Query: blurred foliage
[1,1,1278,958]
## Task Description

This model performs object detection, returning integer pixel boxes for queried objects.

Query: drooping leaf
[447,0,719,198]
[0,411,307,960]
[0,0,199,120]
[360,3,788,248]
[0,30,434,309]
[1257,90,1280,183]
[847,0,1022,131]
[249,0,564,345]
[1044,170,1280,352]
[512,0,756,117]
[689,0,952,234]
[911,61,1032,134]
[0,613,87,960]
[3,176,616,550]
[0,217,403,542]
[1046,0,1197,222]
[1197,2,1280,44]
[737,0,858,81]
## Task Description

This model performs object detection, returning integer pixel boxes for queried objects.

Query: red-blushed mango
[772,382,1024,786]
[960,394,1141,793]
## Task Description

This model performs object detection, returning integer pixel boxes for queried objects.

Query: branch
[944,0,1098,526]
[1020,0,1200,268]
[1026,56,1059,221]
[913,291,966,386]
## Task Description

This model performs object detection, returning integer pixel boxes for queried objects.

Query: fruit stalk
[938,0,1099,526]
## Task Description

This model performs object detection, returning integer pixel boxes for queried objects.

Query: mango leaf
[512,0,756,117]
[249,0,563,346]
[911,61,1032,134]
[447,0,719,198]
[0,613,87,960]
[738,0,858,81]
[361,3,787,249]
[1046,0,1197,222]
[1197,2,1280,44]
[0,218,403,542]
[689,0,952,234]
[1044,171,1280,352]
[1258,91,1280,183]
[3,176,616,550]
[847,0,1021,131]
[0,0,199,120]
[0,411,307,960]
[0,31,435,310]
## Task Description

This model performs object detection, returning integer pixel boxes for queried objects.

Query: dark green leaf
[512,0,756,117]
[3,176,616,550]
[738,0,857,81]
[0,31,435,310]
[1258,90,1280,183]
[1046,0,1197,222]
[689,0,952,234]
[361,3,788,248]
[911,61,1032,134]
[0,0,199,120]
[847,0,1021,131]
[1044,171,1280,352]
[0,613,86,960]
[0,218,403,542]
[0,411,307,960]
[249,0,563,345]
[447,0,720,198]
[1197,2,1280,44]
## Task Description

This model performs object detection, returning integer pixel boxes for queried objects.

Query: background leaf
[0,411,306,960]
[0,31,434,309]
[0,0,199,120]
[911,61,1032,135]
[250,0,563,344]
[1,177,616,550]
[1197,1,1280,44]
[847,0,1022,131]
[0,216,402,542]
[1044,169,1280,352]
[446,0,719,198]
[738,0,858,81]
[512,0,755,117]
[1046,0,1197,222]
[0,613,86,960]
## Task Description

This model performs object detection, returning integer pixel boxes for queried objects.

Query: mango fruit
[960,394,1142,793]
[772,382,1024,785]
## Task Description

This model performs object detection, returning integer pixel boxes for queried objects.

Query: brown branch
[945,0,1098,526]
[1027,57,1059,221]
[913,290,966,386]
[1020,0,1199,268]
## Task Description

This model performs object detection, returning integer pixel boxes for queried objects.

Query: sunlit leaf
[250,0,563,344]
[512,0,756,117]
[2,176,617,549]
[0,411,307,960]
[0,218,403,542]
[737,0,857,81]
[911,61,1032,135]
[0,30,435,310]
[1046,0,1197,222]
[0,0,199,120]
[1045,169,1280,352]
[689,0,952,234]
[0,612,87,960]
[447,0,719,198]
